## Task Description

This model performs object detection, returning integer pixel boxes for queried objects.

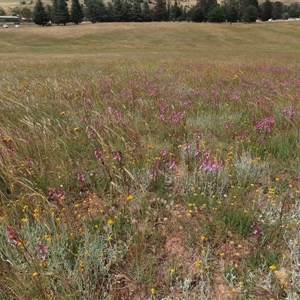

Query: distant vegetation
[1,0,300,24]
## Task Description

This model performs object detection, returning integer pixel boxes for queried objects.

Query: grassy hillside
[1,21,300,56]
[0,22,300,300]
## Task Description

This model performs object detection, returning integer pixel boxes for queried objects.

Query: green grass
[0,22,300,299]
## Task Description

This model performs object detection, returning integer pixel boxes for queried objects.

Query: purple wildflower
[5,226,19,245]
[113,151,122,163]
[48,188,66,201]
[94,148,105,163]
[282,108,295,121]
[77,172,85,182]
[169,158,176,170]
[257,116,275,133]
[37,242,48,254]
[160,148,167,157]
[251,220,264,236]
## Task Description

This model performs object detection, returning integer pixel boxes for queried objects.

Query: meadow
[0,22,300,299]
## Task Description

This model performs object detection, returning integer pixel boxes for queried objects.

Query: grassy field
[0,22,300,300]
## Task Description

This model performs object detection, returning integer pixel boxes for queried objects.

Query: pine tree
[153,0,168,21]
[113,0,124,21]
[132,0,142,22]
[86,0,98,23]
[106,2,114,21]
[53,0,70,25]
[170,0,182,21]
[33,0,48,25]
[142,1,152,21]
[122,1,133,21]
[71,0,83,24]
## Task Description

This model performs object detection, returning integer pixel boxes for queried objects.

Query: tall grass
[0,23,300,299]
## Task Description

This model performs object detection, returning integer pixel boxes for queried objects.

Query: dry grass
[1,21,300,59]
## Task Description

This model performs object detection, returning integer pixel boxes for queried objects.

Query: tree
[53,0,70,25]
[113,0,124,21]
[20,7,32,19]
[190,7,205,22]
[132,0,143,21]
[33,0,48,25]
[45,4,52,21]
[71,0,83,24]
[197,0,217,19]
[0,6,6,15]
[207,5,225,22]
[85,0,98,23]
[142,1,152,21]
[170,0,182,21]
[272,1,283,19]
[260,0,273,20]
[243,4,257,22]
[122,1,133,21]
[236,0,258,21]
[288,3,300,18]
[86,0,107,23]
[225,4,238,22]
[153,0,168,21]
[106,2,114,21]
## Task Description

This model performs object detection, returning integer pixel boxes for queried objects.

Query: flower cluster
[48,188,66,201]
[251,220,264,236]
[257,116,275,133]
[282,107,295,121]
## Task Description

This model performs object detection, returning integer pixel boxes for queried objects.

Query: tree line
[1,0,300,25]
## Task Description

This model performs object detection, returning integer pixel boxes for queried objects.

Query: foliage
[32,0,48,25]
[153,0,168,21]
[142,1,152,21]
[0,6,6,15]
[243,4,257,22]
[70,0,83,24]
[260,0,273,20]
[20,7,32,19]
[85,0,107,23]
[132,0,143,22]
[207,5,226,22]
[272,1,283,19]
[189,7,205,22]
[53,0,70,25]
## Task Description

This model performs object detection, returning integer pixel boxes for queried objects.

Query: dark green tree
[71,0,83,24]
[53,0,70,25]
[132,0,142,21]
[153,0,168,21]
[33,0,48,25]
[106,2,114,21]
[237,0,258,21]
[197,0,217,19]
[86,0,107,22]
[190,6,205,22]
[260,0,272,20]
[288,3,300,18]
[272,1,283,19]
[20,7,32,19]
[170,0,182,20]
[0,6,6,15]
[122,1,133,21]
[225,4,238,22]
[113,0,124,21]
[85,0,98,22]
[142,1,152,21]
[207,5,225,22]
[45,4,53,21]
[243,4,257,22]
